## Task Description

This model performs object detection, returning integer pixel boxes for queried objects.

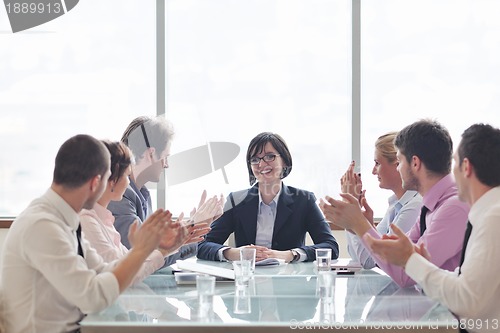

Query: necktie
[419,206,429,236]
[76,224,84,258]
[458,221,473,275]
[457,222,473,333]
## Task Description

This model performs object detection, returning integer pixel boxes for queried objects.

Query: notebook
[174,272,233,285]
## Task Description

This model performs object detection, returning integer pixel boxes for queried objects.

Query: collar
[129,178,150,203]
[387,193,398,206]
[422,174,455,211]
[469,186,500,227]
[398,190,419,206]
[93,203,115,226]
[387,190,417,207]
[45,188,81,231]
[258,183,282,207]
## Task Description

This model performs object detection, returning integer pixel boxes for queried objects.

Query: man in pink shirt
[320,119,469,287]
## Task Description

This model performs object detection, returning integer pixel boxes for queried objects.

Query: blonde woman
[342,132,422,269]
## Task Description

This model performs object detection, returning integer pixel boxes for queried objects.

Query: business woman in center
[197,132,339,263]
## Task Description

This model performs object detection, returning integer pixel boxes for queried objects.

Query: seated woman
[80,141,210,283]
[342,132,422,268]
[197,132,339,262]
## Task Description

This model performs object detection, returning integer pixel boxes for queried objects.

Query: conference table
[81,259,458,332]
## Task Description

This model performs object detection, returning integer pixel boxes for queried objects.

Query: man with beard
[320,119,469,287]
[1,135,187,333]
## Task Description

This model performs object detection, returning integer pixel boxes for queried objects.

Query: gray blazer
[108,181,197,267]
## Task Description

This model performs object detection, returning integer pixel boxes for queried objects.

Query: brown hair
[246,132,292,186]
[53,135,110,188]
[101,140,133,184]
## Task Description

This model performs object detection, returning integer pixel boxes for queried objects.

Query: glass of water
[315,248,332,272]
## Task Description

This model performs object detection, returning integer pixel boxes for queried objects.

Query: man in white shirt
[1,134,186,333]
[363,123,500,333]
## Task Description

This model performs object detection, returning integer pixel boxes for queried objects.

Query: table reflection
[81,262,457,332]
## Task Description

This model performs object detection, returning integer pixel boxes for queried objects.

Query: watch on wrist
[290,249,300,263]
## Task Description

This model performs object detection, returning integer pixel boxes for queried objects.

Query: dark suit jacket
[197,184,339,261]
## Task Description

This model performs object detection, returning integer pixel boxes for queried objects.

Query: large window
[360,0,500,213]
[0,0,156,216]
[3,0,500,218]
[164,0,351,213]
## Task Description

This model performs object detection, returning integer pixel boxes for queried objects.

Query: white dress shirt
[405,186,500,333]
[347,190,422,268]
[1,189,120,333]
[254,188,280,248]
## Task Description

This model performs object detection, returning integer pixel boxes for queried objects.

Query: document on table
[176,260,235,280]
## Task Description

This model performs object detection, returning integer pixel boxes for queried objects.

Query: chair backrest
[226,232,236,248]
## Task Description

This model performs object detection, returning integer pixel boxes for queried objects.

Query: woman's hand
[261,249,295,263]
[174,212,212,246]
[340,161,363,201]
[223,245,269,261]
[190,190,225,225]
[359,190,374,225]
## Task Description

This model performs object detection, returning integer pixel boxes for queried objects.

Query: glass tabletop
[81,261,458,332]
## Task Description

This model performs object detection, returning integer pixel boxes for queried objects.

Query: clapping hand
[358,190,374,226]
[157,211,188,254]
[319,193,372,236]
[128,209,177,255]
[363,224,418,267]
[177,212,211,245]
[190,190,225,225]
[341,161,363,201]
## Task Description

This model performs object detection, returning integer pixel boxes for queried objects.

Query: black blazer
[197,183,339,261]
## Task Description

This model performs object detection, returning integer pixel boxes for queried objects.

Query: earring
[280,167,288,179]
[111,186,114,193]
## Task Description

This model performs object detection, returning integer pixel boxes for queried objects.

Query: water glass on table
[240,247,256,275]
[315,248,332,272]
[196,274,215,318]
[317,271,336,299]
[317,271,336,321]
[232,260,251,288]
[233,285,252,314]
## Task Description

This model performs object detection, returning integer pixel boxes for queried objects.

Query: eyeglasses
[249,153,280,165]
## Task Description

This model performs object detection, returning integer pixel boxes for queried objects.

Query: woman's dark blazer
[197,183,339,261]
